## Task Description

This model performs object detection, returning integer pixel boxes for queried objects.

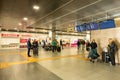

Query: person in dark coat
[32,39,39,56]
[27,38,31,57]
[88,39,99,63]
[77,39,81,51]
[108,38,118,66]
[90,39,97,49]
[60,39,63,49]
[86,40,91,51]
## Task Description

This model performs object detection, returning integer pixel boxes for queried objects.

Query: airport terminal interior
[1,0,120,80]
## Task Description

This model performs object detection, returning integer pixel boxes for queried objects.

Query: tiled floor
[0,48,120,80]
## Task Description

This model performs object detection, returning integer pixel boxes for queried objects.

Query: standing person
[42,40,46,48]
[55,39,58,51]
[108,38,118,66]
[86,40,91,51]
[27,38,32,57]
[88,39,99,63]
[60,39,63,49]
[81,39,85,52]
[77,39,81,51]
[33,39,39,56]
[51,39,56,52]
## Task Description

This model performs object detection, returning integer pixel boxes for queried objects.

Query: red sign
[20,39,27,43]
[1,33,19,37]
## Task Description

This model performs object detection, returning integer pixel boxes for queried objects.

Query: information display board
[99,19,116,29]
[86,22,99,30]
[76,25,81,32]
[80,24,86,32]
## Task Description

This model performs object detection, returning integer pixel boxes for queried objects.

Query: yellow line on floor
[17,53,88,64]
[0,62,10,69]
[0,53,89,69]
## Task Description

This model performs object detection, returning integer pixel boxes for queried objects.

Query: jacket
[90,42,97,49]
[27,40,31,48]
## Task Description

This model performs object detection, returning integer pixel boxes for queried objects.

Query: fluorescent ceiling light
[23,17,28,21]
[14,28,17,30]
[33,5,40,10]
[18,23,22,26]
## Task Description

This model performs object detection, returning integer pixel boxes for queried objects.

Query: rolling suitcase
[102,52,110,63]
[57,46,61,52]
[33,47,38,56]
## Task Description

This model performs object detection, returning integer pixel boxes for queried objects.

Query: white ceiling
[0,0,120,32]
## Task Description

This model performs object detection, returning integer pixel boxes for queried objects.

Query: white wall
[91,27,120,63]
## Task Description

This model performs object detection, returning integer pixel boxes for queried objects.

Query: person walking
[27,38,32,57]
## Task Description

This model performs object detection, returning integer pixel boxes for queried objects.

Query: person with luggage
[88,39,99,63]
[108,38,118,66]
[32,39,39,56]
[44,43,52,51]
[27,38,32,57]
[102,49,110,63]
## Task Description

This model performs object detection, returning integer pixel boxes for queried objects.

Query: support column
[52,23,56,40]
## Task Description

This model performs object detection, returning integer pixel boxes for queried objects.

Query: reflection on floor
[0,48,120,80]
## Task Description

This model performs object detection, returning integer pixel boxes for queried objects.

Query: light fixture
[14,28,17,30]
[23,17,28,21]
[18,23,22,26]
[33,5,40,10]
[31,28,35,31]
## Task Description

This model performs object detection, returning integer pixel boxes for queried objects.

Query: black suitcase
[33,48,38,56]
[102,52,110,63]
[57,46,61,52]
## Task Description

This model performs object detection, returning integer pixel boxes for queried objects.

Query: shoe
[28,55,31,57]
[90,59,92,62]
